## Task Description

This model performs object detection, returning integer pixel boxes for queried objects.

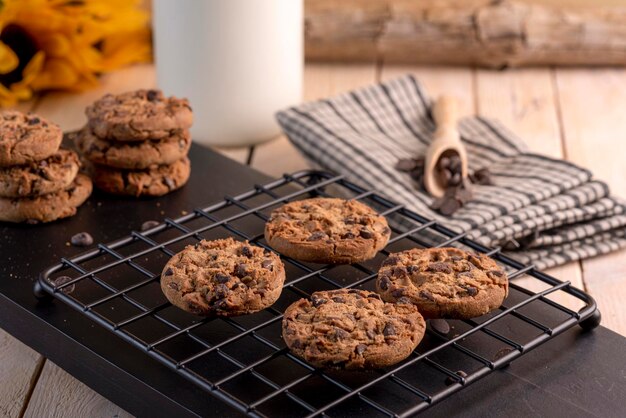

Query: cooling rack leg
[579,309,601,331]
[33,280,52,301]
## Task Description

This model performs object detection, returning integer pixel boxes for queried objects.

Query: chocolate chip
[261,259,273,270]
[164,177,176,190]
[359,229,374,239]
[50,275,75,294]
[382,256,399,267]
[378,276,391,291]
[312,296,327,307]
[391,289,404,298]
[426,262,452,274]
[355,344,367,355]
[140,220,159,231]
[343,217,356,224]
[430,319,450,335]
[465,286,478,296]
[449,154,462,171]
[382,226,391,235]
[341,232,356,239]
[215,273,230,283]
[70,232,93,247]
[383,322,396,336]
[407,265,419,274]
[456,271,474,279]
[470,168,493,185]
[335,328,349,340]
[331,296,345,303]
[307,231,326,241]
[367,293,382,300]
[489,269,504,277]
[240,246,253,258]
[146,89,159,101]
[420,290,435,301]
[27,117,40,125]
[241,276,254,284]
[234,263,247,278]
[395,158,417,172]
[392,266,407,276]
[438,156,450,169]
[445,370,467,385]
[439,197,460,216]
[167,282,179,291]
[366,329,376,339]
[215,283,229,298]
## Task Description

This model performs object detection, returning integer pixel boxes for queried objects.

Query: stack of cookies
[0,111,92,224]
[76,89,193,197]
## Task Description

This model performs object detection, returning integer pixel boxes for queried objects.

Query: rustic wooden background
[2,59,626,417]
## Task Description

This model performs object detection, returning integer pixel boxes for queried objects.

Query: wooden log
[305,0,626,67]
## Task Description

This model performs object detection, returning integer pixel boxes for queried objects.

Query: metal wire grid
[36,170,598,417]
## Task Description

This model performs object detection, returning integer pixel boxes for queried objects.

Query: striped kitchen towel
[276,75,626,270]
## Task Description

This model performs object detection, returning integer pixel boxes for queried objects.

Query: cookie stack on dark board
[0,110,92,224]
[76,89,193,197]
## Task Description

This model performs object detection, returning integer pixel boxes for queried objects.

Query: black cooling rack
[35,170,601,417]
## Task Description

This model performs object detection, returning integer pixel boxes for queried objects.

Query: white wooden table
[2,63,625,417]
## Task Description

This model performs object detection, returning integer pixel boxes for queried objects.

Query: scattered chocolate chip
[27,117,40,125]
[426,262,452,274]
[50,275,75,294]
[378,276,391,291]
[359,228,374,239]
[331,296,345,303]
[383,322,396,336]
[395,158,417,172]
[164,177,176,190]
[146,89,159,101]
[140,220,159,231]
[312,297,327,307]
[215,273,230,283]
[449,172,462,186]
[70,232,93,247]
[163,268,173,276]
[355,344,367,355]
[307,231,326,241]
[470,168,493,185]
[234,263,247,278]
[430,319,450,335]
[167,282,179,291]
[445,370,468,385]
[261,259,273,270]
[439,197,460,216]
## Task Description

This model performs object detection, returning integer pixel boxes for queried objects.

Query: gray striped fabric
[276,75,626,270]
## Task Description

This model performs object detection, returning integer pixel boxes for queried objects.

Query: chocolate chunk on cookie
[0,174,92,223]
[265,198,391,264]
[76,127,191,169]
[376,248,508,319]
[0,111,62,166]
[161,238,285,316]
[86,89,193,141]
[0,149,80,197]
[92,157,190,197]
[283,289,425,369]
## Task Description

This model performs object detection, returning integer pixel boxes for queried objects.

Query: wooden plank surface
[555,68,626,335]
[23,362,131,418]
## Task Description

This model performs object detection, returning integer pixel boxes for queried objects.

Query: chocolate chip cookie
[92,157,190,197]
[86,89,193,141]
[265,198,391,264]
[161,238,286,316]
[376,248,508,319]
[0,111,62,166]
[283,289,425,369]
[76,127,191,169]
[0,174,92,223]
[0,149,80,197]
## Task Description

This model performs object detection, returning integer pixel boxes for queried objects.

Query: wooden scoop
[424,96,469,198]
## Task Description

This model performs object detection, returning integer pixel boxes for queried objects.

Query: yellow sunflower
[0,0,151,107]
